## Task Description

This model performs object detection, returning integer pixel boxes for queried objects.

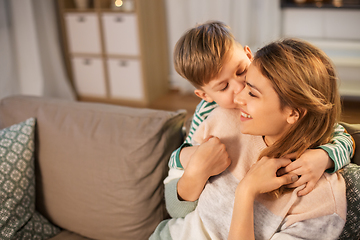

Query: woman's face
[234,63,295,146]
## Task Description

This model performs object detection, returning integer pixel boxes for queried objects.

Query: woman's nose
[234,90,246,106]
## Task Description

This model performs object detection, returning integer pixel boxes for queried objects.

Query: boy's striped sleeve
[319,123,355,173]
[168,100,218,169]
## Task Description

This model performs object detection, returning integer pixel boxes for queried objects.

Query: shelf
[61,0,136,12]
[281,0,360,9]
[58,0,169,106]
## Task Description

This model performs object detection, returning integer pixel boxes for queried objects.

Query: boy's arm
[164,100,219,215]
[318,123,355,172]
[177,136,230,201]
[168,100,218,169]
[281,123,355,196]
[165,138,229,217]
[164,135,230,217]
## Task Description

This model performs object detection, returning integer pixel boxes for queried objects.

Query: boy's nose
[234,80,245,94]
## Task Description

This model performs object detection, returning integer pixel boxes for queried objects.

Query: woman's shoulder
[257,172,346,227]
[272,173,346,238]
[290,173,346,221]
[322,172,347,216]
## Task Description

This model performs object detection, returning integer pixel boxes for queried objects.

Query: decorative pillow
[0,118,60,239]
[338,163,360,240]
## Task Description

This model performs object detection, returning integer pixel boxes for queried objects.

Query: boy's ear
[194,89,213,102]
[244,46,254,61]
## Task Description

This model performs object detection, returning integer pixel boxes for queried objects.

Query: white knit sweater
[151,107,346,240]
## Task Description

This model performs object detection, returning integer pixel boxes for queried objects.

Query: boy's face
[194,44,253,109]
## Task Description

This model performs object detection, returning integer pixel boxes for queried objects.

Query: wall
[282,7,360,97]
[164,0,360,97]
[0,0,75,101]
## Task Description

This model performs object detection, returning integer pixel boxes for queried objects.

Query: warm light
[333,0,343,7]
[114,0,123,7]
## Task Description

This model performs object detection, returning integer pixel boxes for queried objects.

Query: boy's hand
[277,149,333,197]
[177,136,231,201]
[188,136,231,179]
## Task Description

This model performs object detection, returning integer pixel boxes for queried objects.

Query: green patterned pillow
[338,163,360,240]
[0,118,60,239]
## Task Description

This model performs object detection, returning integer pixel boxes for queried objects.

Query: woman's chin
[239,127,252,135]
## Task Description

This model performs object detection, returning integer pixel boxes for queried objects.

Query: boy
[165,21,354,210]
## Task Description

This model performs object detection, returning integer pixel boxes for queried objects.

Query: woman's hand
[237,156,299,197]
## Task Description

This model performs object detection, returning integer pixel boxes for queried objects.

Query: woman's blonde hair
[254,39,341,196]
[173,21,236,88]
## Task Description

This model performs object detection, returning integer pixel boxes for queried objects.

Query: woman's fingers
[286,175,307,188]
[279,173,299,186]
[273,157,293,169]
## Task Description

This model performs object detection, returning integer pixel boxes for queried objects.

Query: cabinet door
[65,13,101,54]
[71,57,106,97]
[102,13,140,56]
[107,58,144,100]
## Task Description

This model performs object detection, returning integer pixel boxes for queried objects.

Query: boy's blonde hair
[174,21,237,88]
[254,39,341,197]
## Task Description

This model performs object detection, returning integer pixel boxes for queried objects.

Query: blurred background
[0,0,359,122]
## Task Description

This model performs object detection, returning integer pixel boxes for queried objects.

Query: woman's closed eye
[248,91,256,97]
[245,81,258,97]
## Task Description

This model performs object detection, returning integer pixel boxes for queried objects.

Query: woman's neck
[263,136,273,147]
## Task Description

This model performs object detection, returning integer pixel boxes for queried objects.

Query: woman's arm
[228,183,256,240]
[229,157,298,240]
[164,178,198,218]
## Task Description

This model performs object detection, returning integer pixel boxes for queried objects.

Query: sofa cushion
[0,96,186,240]
[338,163,360,240]
[0,118,60,239]
[49,230,92,240]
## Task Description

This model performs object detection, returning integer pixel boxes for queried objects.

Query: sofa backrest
[1,95,359,240]
[0,95,186,240]
[341,122,360,165]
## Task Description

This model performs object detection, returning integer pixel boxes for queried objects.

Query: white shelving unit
[58,0,169,107]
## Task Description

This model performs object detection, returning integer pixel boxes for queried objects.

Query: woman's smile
[240,110,252,120]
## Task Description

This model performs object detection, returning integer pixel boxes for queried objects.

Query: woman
[227,38,346,239]
[150,39,346,240]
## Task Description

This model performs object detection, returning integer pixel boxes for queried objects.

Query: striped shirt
[168,100,355,172]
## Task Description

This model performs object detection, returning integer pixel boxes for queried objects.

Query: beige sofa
[0,95,359,240]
